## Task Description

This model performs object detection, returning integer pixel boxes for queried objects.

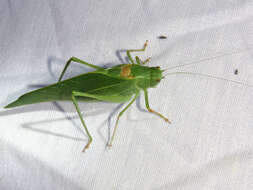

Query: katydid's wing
[5,72,137,108]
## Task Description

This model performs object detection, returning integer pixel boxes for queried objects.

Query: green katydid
[4,41,252,152]
[4,41,171,152]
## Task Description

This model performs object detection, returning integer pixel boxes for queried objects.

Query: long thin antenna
[163,48,252,72]
[164,71,253,87]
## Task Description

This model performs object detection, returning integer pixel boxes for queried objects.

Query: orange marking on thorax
[120,64,133,78]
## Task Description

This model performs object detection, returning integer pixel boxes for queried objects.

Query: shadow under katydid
[115,49,129,64]
[1,100,118,143]
[20,101,87,142]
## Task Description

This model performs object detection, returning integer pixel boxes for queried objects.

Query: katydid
[4,41,170,152]
[4,41,252,152]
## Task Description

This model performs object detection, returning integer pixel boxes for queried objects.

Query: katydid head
[149,66,163,86]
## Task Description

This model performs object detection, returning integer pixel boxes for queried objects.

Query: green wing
[5,72,137,108]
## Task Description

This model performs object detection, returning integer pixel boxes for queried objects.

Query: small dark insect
[234,69,238,75]
[158,35,167,39]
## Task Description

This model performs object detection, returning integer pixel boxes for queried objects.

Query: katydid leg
[72,91,93,152]
[107,92,140,147]
[127,40,148,64]
[58,57,104,82]
[142,57,151,64]
[135,56,142,65]
[144,89,171,123]
[135,56,151,65]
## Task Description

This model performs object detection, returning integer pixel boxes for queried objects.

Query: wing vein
[86,80,134,94]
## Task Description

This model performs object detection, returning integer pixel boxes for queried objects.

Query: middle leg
[107,92,140,147]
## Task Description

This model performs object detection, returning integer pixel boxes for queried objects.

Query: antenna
[163,48,252,71]
[164,71,253,87]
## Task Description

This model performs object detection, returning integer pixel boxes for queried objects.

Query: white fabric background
[1,0,253,189]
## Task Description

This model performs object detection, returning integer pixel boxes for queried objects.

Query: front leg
[135,56,151,65]
[126,40,148,64]
[144,89,171,123]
